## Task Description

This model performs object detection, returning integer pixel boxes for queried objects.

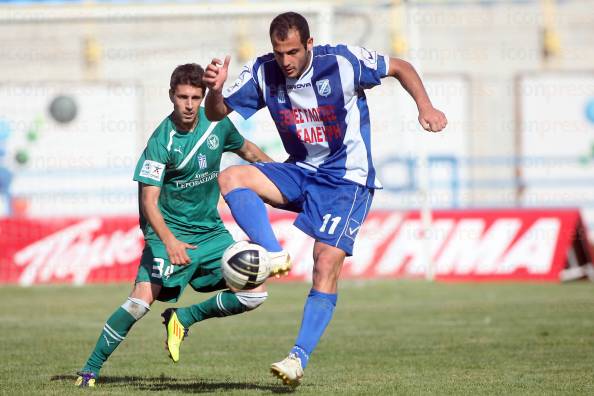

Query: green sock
[82,307,137,376]
[175,291,248,328]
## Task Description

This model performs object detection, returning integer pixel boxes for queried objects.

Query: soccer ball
[221,241,271,290]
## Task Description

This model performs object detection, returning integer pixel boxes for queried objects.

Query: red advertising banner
[0,217,143,286]
[0,209,591,285]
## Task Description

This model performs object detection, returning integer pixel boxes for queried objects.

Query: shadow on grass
[51,374,295,393]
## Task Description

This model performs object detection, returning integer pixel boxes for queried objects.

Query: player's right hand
[418,106,447,133]
[165,239,197,266]
[203,56,230,93]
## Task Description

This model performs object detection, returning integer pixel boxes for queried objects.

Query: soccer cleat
[74,371,96,388]
[268,250,292,278]
[161,308,188,363]
[270,353,304,387]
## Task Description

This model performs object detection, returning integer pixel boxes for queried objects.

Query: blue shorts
[252,162,374,256]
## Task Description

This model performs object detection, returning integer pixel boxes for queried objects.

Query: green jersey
[133,108,244,240]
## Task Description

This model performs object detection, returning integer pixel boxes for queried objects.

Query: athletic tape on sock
[235,291,268,309]
[121,297,150,320]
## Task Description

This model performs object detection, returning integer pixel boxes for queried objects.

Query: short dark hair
[269,12,310,47]
[169,63,205,92]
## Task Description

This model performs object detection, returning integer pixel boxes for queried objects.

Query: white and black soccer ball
[221,241,271,290]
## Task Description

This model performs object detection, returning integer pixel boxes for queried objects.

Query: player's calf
[76,297,150,384]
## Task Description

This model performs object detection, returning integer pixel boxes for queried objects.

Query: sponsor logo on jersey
[206,134,219,150]
[296,124,341,144]
[198,153,207,169]
[278,105,337,126]
[276,105,342,144]
[139,160,165,182]
[316,79,331,97]
[173,146,183,155]
[286,82,312,90]
[174,171,219,189]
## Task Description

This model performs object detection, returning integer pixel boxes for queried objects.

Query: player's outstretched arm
[388,58,447,132]
[140,184,196,265]
[234,139,274,163]
[204,56,232,121]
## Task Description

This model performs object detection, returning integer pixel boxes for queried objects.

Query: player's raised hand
[203,56,231,93]
[165,239,197,266]
[418,106,447,132]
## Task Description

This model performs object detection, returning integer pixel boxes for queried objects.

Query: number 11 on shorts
[319,214,342,235]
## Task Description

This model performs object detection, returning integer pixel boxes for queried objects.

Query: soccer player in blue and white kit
[204,12,447,387]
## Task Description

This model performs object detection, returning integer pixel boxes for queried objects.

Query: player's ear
[306,37,313,52]
[169,89,175,103]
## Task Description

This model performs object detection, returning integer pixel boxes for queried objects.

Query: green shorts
[136,230,234,302]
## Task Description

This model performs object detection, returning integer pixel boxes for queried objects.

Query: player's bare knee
[130,281,160,303]
[218,165,248,194]
[314,250,344,273]
[234,291,268,310]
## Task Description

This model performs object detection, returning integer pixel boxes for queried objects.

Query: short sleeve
[223,61,265,120]
[133,138,170,187]
[345,45,389,89]
[220,112,246,152]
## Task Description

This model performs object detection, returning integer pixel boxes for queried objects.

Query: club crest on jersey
[206,135,219,150]
[316,79,331,97]
[197,153,208,169]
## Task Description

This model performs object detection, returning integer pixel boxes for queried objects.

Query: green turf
[0,280,593,395]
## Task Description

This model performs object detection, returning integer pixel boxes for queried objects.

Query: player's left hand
[165,239,197,266]
[418,107,447,132]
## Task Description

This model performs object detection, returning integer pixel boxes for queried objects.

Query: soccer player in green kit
[75,63,273,387]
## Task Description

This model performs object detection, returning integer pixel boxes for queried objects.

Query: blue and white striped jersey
[223,44,390,189]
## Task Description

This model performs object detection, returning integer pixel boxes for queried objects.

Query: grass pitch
[0,280,593,395]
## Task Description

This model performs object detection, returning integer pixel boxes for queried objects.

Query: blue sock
[290,289,338,369]
[223,188,282,252]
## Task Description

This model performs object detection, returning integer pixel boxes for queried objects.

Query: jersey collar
[169,107,207,135]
